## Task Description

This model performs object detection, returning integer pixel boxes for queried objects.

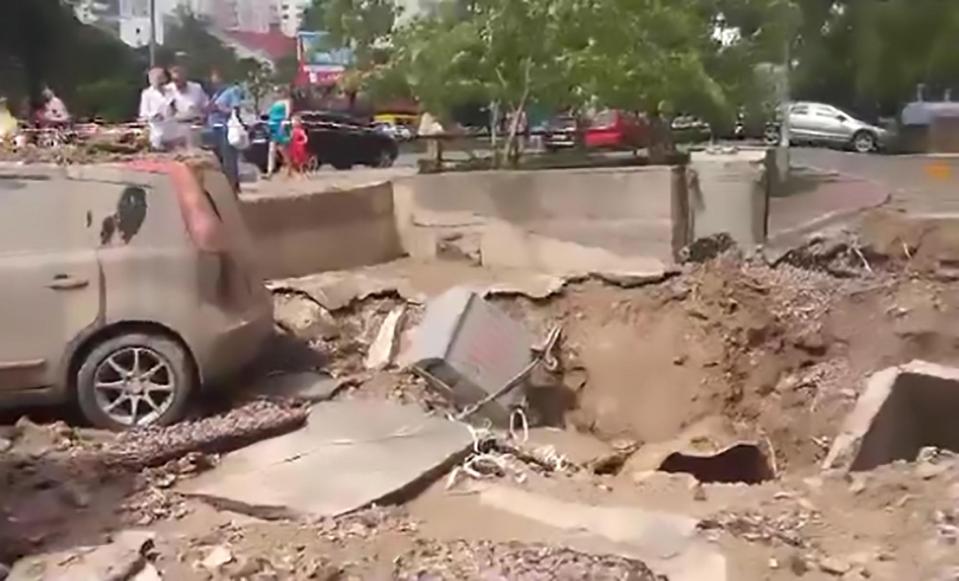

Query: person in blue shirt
[207,69,244,192]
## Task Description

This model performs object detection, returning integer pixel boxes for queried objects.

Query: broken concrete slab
[269,269,427,310]
[9,530,155,581]
[365,305,407,370]
[824,360,959,472]
[479,221,671,282]
[476,484,727,581]
[407,287,535,425]
[179,400,472,519]
[269,260,571,311]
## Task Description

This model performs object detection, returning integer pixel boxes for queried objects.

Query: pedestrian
[0,97,17,140]
[207,69,245,193]
[167,64,209,148]
[418,111,445,166]
[265,86,292,176]
[287,113,310,177]
[139,67,176,151]
[36,87,71,127]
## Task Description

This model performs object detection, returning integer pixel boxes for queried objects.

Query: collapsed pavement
[6,208,959,579]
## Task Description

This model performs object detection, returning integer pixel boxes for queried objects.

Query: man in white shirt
[167,65,209,148]
[139,68,175,150]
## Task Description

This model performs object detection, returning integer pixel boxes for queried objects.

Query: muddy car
[0,159,273,429]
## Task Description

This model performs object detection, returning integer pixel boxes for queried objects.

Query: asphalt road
[792,147,959,215]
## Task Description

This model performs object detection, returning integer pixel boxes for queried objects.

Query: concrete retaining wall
[242,155,771,279]
[686,150,769,250]
[241,182,404,279]
[393,166,683,265]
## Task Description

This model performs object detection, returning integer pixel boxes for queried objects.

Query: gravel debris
[393,540,665,580]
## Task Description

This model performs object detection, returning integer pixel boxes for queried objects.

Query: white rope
[509,408,530,443]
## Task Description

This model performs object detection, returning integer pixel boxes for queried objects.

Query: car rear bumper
[545,131,577,148]
[199,301,274,386]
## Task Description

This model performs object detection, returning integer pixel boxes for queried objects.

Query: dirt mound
[493,248,959,475]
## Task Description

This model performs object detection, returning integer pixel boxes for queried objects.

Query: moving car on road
[768,102,889,153]
[245,111,399,173]
[0,159,273,429]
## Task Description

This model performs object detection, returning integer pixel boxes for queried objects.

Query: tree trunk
[502,58,532,167]
[647,112,675,165]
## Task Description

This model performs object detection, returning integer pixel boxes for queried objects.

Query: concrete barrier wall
[241,182,404,279]
[687,150,769,250]
[241,157,771,279]
[393,166,681,265]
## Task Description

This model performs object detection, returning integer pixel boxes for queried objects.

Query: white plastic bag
[227,109,250,150]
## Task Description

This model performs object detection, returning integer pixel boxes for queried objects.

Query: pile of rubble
[393,540,665,580]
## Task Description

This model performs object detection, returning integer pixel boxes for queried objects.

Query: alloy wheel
[92,347,176,427]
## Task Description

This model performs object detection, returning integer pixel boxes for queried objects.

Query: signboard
[295,31,354,87]
[297,31,353,67]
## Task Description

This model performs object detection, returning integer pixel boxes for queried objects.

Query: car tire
[377,148,395,168]
[852,131,876,153]
[764,126,781,146]
[76,333,195,430]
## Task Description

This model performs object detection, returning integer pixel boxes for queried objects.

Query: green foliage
[0,0,143,120]
[789,0,959,115]
[374,0,756,125]
[239,58,274,111]
[159,8,246,80]
[302,0,400,67]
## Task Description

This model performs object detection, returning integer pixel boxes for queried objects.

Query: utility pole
[780,36,790,148]
[149,0,157,67]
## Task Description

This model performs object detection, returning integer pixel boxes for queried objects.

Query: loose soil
[6,210,959,579]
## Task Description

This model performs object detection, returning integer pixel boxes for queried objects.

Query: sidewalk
[765,168,890,252]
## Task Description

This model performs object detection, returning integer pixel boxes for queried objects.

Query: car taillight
[127,160,225,253]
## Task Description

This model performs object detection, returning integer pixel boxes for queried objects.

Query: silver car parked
[784,102,888,153]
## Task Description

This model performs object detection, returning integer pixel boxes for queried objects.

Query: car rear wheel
[852,131,876,153]
[764,125,781,145]
[377,148,395,168]
[76,333,195,430]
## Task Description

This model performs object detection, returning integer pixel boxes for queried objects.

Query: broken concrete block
[365,305,407,370]
[178,400,471,519]
[407,287,535,425]
[9,530,155,581]
[477,484,728,581]
[824,360,959,472]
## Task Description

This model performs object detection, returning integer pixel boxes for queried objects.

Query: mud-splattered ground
[6,211,959,580]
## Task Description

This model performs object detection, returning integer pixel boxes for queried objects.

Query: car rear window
[592,110,616,127]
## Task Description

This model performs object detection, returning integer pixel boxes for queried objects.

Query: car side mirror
[837,114,848,122]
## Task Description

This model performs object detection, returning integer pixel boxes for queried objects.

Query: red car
[544,109,650,151]
[584,109,650,150]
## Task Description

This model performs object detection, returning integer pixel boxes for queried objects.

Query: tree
[764,0,959,116]
[0,0,143,120]
[370,0,572,163]
[158,8,247,81]
[301,0,400,68]
[239,59,273,112]
[375,0,754,163]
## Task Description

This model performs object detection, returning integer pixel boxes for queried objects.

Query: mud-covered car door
[0,172,102,390]
[198,168,269,313]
